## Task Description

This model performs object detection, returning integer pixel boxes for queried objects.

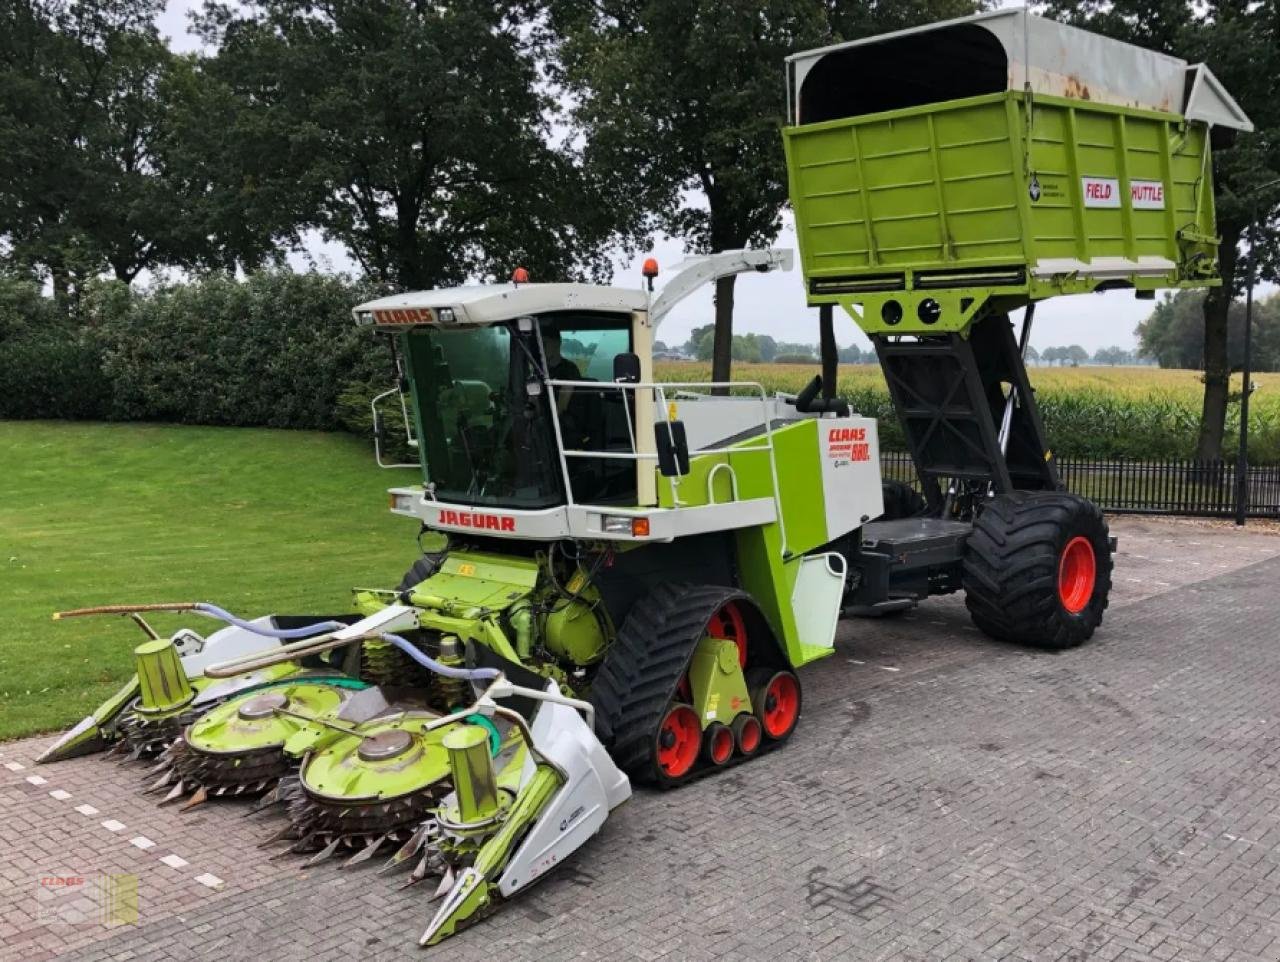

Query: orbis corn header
[37,9,1249,948]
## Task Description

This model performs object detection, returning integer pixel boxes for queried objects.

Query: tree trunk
[819,304,837,398]
[711,274,736,394]
[1195,226,1240,462]
[50,263,70,310]
[394,195,424,289]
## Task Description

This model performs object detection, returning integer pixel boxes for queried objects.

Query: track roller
[702,722,734,767]
[750,669,801,741]
[731,714,762,757]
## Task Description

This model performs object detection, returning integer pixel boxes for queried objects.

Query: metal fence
[879,450,1280,520]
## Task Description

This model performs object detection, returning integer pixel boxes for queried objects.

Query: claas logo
[827,426,870,463]
[373,307,433,324]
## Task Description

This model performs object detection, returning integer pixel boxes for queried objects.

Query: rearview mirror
[655,420,690,478]
[613,352,641,383]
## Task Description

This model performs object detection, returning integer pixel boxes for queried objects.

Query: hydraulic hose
[381,632,501,682]
[192,603,348,639]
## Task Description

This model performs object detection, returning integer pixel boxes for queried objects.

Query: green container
[782,10,1251,335]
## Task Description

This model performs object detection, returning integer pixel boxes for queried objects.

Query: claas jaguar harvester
[37,9,1249,948]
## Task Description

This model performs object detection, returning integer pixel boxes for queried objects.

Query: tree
[1093,345,1132,366]
[0,0,197,295]
[1043,0,1280,459]
[552,0,827,387]
[1041,346,1063,366]
[1137,288,1280,372]
[1024,344,1040,366]
[685,323,715,358]
[553,1,982,388]
[193,0,625,290]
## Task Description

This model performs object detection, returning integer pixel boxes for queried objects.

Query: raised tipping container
[783,8,1253,336]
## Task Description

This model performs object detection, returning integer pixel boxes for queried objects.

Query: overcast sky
[153,1,1274,355]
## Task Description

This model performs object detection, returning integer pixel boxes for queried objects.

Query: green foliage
[0,274,113,419]
[191,0,622,290]
[552,0,982,379]
[0,0,210,291]
[1092,346,1135,366]
[694,329,768,362]
[1137,289,1280,371]
[0,421,414,739]
[0,328,112,419]
[0,271,401,432]
[1042,345,1090,366]
[96,271,386,429]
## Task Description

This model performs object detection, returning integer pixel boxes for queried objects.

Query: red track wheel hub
[1057,536,1097,614]
[655,704,700,779]
[731,714,762,756]
[752,670,801,741]
[706,601,748,668]
[703,722,734,766]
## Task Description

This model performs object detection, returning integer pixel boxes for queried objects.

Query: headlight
[389,492,417,513]
[603,515,650,536]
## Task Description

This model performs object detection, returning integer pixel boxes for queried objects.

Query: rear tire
[880,479,927,520]
[962,491,1112,649]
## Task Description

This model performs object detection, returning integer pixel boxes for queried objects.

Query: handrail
[371,387,419,469]
[706,462,739,505]
[543,379,789,556]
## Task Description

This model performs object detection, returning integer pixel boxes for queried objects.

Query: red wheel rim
[707,725,733,765]
[761,673,800,739]
[706,602,748,668]
[735,716,762,754]
[1057,536,1096,614]
[656,705,700,778]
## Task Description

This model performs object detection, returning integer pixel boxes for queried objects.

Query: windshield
[404,323,563,509]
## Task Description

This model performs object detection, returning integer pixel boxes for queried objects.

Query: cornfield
[654,362,1280,461]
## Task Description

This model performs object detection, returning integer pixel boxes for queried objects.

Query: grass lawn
[0,421,420,742]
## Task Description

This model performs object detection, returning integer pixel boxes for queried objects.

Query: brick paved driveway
[4,516,1280,962]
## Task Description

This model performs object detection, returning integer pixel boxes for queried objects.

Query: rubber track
[962,490,1112,649]
[589,583,752,784]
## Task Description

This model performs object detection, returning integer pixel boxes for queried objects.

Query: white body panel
[497,689,631,896]
[354,283,646,328]
[790,553,847,651]
[668,394,803,450]
[178,619,284,676]
[389,487,778,542]
[817,415,883,540]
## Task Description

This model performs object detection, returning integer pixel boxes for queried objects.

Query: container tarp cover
[788,8,1251,131]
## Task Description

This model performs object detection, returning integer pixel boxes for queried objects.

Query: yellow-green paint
[653,418,838,669]
[784,90,1222,335]
[444,724,501,823]
[133,638,194,714]
[687,637,752,729]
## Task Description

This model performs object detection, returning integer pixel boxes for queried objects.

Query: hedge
[0,271,396,433]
